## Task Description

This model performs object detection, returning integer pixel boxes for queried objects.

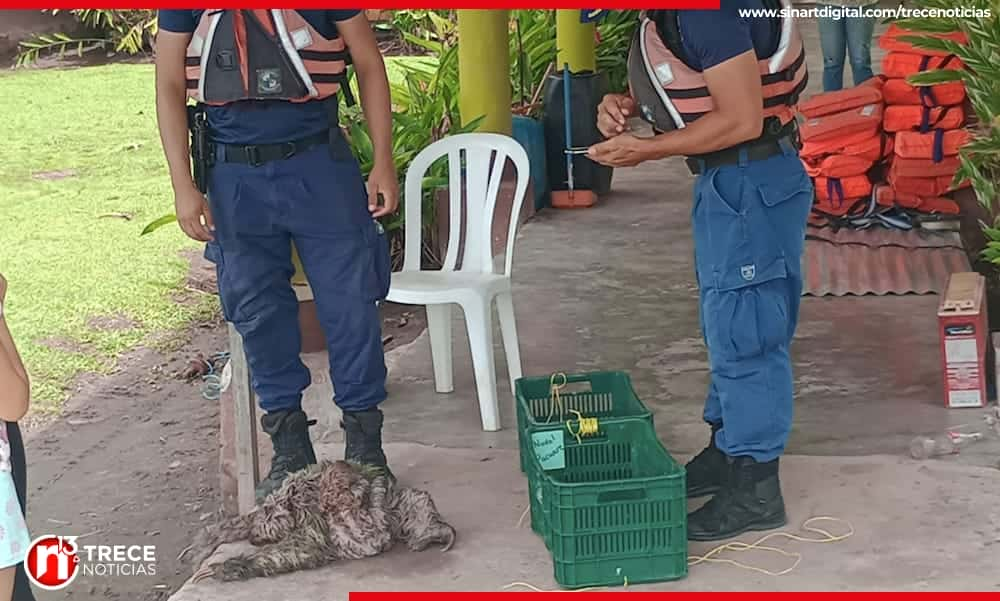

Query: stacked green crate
[514,371,653,475]
[525,419,688,588]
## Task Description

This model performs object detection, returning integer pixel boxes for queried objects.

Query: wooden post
[228,323,259,514]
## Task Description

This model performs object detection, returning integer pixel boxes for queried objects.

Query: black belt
[218,131,330,167]
[685,122,801,175]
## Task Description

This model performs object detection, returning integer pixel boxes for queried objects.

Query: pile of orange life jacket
[799,76,890,222]
[879,23,970,211]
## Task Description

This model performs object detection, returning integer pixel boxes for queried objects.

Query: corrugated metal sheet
[801,228,971,297]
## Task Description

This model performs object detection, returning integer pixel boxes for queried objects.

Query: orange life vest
[882,52,965,79]
[798,85,882,119]
[883,105,964,133]
[862,74,887,91]
[803,154,873,179]
[800,103,882,144]
[894,129,969,160]
[842,132,894,162]
[626,0,808,133]
[888,162,967,196]
[883,79,966,107]
[891,156,962,178]
[800,130,891,161]
[185,9,354,106]
[815,175,873,205]
[875,186,960,214]
[878,23,968,57]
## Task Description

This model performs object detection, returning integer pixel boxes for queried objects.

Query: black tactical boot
[687,456,787,542]
[342,408,394,480]
[255,410,317,504]
[685,423,727,498]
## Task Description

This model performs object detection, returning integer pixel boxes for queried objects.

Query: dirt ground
[21,255,426,601]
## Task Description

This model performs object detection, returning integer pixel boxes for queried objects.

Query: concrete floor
[169,15,1000,600]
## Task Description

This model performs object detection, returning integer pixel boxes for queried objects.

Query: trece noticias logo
[25,535,80,590]
[24,534,159,591]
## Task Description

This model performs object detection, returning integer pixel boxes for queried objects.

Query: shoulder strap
[648,9,700,72]
[761,0,785,57]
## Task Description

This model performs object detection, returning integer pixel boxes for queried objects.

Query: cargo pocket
[699,169,791,294]
[755,169,814,246]
[698,170,796,362]
[706,278,791,362]
[364,219,392,302]
[203,241,234,322]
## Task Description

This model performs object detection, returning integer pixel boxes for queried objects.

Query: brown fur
[191,460,455,582]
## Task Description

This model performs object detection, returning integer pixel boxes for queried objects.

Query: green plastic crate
[528,419,687,589]
[515,371,653,474]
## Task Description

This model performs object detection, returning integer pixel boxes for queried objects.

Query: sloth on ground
[189,460,457,582]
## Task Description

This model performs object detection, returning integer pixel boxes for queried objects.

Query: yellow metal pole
[556,10,596,73]
[457,9,512,135]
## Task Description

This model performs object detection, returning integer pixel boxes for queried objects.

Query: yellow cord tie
[566,410,599,445]
[546,372,568,424]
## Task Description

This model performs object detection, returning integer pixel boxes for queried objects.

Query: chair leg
[461,297,501,432]
[495,291,523,397]
[425,303,454,394]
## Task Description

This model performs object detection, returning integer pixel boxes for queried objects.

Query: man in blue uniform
[155,9,397,502]
[590,1,813,541]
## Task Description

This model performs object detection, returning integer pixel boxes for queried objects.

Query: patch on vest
[291,28,313,50]
[740,264,756,282]
[654,62,674,86]
[256,68,283,95]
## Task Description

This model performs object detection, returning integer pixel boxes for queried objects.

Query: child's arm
[337,12,399,219]
[0,276,29,422]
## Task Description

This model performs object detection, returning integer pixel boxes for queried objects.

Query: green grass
[0,57,429,415]
[0,64,215,413]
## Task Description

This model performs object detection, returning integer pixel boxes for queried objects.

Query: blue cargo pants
[204,134,391,414]
[692,139,813,462]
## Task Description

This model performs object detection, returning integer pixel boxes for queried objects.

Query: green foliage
[377,9,457,48]
[510,10,557,109]
[508,10,640,114]
[895,0,1000,264]
[342,42,483,241]
[16,9,157,67]
[594,10,642,93]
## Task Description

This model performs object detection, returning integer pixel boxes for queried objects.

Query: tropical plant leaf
[141,214,178,236]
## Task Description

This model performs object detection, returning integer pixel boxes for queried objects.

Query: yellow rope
[687,516,854,576]
[505,517,854,591]
[546,372,568,424]
[566,410,599,445]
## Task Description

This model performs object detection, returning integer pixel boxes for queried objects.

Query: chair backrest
[402,132,531,277]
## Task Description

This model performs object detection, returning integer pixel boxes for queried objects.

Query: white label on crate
[945,338,978,364]
[948,389,982,408]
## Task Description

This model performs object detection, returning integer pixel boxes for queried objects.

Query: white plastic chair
[387,133,530,432]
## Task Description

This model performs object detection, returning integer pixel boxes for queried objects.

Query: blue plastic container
[512,115,550,211]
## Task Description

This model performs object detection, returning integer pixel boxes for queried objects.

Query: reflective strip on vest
[184,9,351,106]
[629,0,808,131]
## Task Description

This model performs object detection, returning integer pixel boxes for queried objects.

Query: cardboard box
[938,272,988,408]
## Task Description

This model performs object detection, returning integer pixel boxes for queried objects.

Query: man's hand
[0,273,7,305]
[367,162,399,218]
[597,93,636,138]
[587,134,652,167]
[175,184,215,242]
